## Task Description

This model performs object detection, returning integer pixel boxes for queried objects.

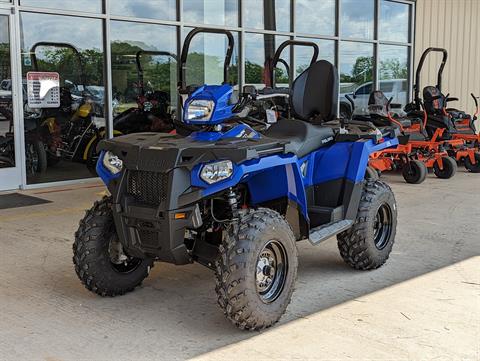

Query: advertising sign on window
[26,72,60,108]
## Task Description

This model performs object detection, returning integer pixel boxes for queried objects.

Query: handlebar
[414,47,448,108]
[269,40,319,88]
[179,28,235,90]
[30,42,86,86]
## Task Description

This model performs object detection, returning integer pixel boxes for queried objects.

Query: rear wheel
[214,208,298,330]
[337,180,397,270]
[73,196,153,296]
[464,153,480,173]
[402,159,427,184]
[433,156,457,179]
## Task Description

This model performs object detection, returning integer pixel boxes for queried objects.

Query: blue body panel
[191,137,399,220]
[183,84,235,125]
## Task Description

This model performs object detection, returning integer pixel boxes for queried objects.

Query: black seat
[264,60,337,157]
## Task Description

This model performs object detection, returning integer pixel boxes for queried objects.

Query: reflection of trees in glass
[380,58,408,80]
[0,43,11,81]
[340,56,373,85]
[111,41,176,103]
[27,47,103,86]
[245,60,288,85]
[186,52,238,86]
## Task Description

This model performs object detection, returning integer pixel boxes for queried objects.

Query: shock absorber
[227,188,238,211]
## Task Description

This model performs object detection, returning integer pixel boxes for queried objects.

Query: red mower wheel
[464,153,480,173]
[402,160,427,184]
[433,156,457,179]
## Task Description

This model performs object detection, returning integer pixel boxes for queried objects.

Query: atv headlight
[200,160,233,184]
[186,100,214,121]
[103,151,123,175]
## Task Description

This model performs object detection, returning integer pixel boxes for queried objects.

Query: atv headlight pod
[200,160,233,184]
[103,151,123,175]
[186,99,214,121]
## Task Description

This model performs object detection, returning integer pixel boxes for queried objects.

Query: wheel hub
[373,204,393,250]
[255,240,288,303]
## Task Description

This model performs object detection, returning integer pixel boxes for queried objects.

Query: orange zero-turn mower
[356,91,457,184]
[407,47,480,173]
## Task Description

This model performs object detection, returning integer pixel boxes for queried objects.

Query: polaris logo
[322,136,334,144]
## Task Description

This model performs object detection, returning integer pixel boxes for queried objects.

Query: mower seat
[367,91,412,128]
[264,60,337,157]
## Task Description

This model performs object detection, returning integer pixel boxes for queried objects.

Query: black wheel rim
[373,204,393,250]
[256,240,288,303]
[108,237,142,273]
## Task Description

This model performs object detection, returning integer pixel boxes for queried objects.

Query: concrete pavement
[0,171,479,360]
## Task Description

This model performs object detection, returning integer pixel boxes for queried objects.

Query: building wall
[415,0,480,115]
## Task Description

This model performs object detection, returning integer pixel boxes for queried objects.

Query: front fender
[191,154,308,218]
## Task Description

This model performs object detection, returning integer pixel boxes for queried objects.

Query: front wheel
[73,196,153,297]
[433,156,457,179]
[337,180,397,270]
[215,208,298,331]
[464,153,480,173]
[402,159,427,184]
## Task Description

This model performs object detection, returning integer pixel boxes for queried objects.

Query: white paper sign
[27,72,60,108]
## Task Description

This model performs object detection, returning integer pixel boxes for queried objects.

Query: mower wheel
[337,180,397,270]
[433,156,457,179]
[464,153,480,173]
[73,196,153,297]
[365,166,380,180]
[402,160,427,184]
[215,208,298,331]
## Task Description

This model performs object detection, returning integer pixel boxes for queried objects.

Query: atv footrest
[308,219,354,245]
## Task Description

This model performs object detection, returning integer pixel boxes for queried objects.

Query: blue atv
[73,28,399,330]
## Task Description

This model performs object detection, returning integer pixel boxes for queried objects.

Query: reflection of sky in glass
[183,0,238,26]
[20,13,103,52]
[110,0,176,21]
[340,41,373,82]
[295,38,335,77]
[0,17,8,44]
[111,21,176,54]
[21,0,101,13]
[380,1,410,43]
[341,0,374,39]
[244,0,290,32]
[296,0,335,36]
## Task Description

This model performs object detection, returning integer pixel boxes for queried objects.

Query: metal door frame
[0,8,23,191]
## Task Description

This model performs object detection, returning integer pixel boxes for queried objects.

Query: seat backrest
[290,60,338,123]
[368,91,389,118]
[423,86,445,114]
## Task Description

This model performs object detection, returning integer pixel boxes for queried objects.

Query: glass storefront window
[295,38,335,78]
[379,44,409,108]
[0,15,14,170]
[110,0,176,21]
[245,33,290,88]
[20,12,104,184]
[20,0,102,13]
[110,21,177,136]
[380,1,410,43]
[244,0,290,32]
[340,41,374,115]
[341,0,374,39]
[183,0,238,27]
[295,0,335,36]
[183,28,239,87]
